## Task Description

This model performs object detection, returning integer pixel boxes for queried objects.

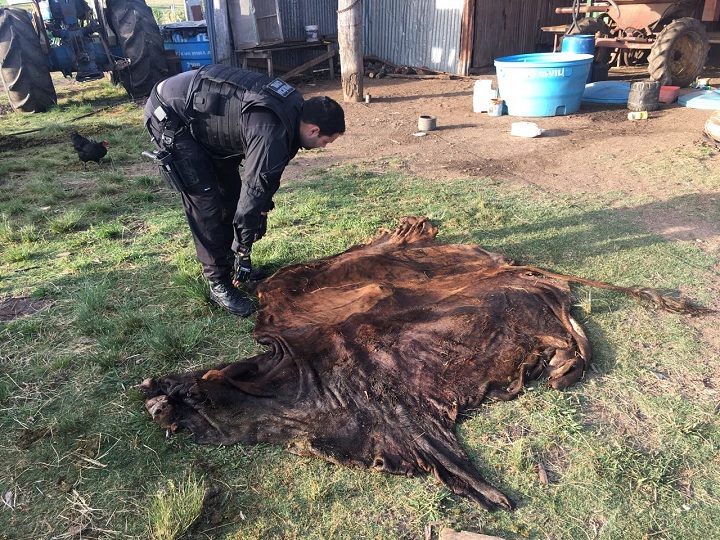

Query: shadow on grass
[441,191,720,279]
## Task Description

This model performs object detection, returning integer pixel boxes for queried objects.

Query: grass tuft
[48,209,84,234]
[147,473,205,540]
[143,320,207,362]
[74,279,114,336]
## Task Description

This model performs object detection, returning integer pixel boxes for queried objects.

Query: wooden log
[338,0,364,102]
[364,55,399,71]
[386,73,457,80]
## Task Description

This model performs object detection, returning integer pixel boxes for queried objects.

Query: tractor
[557,0,718,87]
[0,0,168,112]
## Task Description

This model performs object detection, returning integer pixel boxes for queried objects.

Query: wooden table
[541,25,569,52]
[235,39,337,80]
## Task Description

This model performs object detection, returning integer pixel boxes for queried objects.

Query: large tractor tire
[567,17,610,37]
[106,0,167,99]
[567,17,613,66]
[0,8,56,113]
[648,17,709,87]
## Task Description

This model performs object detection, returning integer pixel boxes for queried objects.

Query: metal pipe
[556,6,611,14]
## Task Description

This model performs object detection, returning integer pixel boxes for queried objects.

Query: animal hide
[141,216,709,510]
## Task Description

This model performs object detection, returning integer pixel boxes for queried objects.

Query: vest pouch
[193,92,220,114]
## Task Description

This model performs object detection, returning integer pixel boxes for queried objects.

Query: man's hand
[233,252,252,285]
[254,212,268,242]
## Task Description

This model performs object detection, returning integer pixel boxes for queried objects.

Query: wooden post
[337,0,363,102]
[205,0,234,66]
[458,0,476,76]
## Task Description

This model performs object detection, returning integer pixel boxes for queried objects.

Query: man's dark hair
[302,96,346,136]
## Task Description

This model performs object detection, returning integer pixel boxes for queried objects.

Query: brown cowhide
[141,216,709,510]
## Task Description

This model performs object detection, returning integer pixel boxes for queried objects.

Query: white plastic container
[510,122,544,138]
[473,80,497,113]
[487,99,504,117]
[39,0,52,20]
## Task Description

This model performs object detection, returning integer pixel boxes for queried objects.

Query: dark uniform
[143,65,304,281]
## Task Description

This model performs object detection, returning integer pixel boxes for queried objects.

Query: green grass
[147,473,206,540]
[1,74,720,539]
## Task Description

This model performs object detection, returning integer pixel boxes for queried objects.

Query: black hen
[71,131,108,169]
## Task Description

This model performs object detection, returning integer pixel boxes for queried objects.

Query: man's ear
[307,124,321,137]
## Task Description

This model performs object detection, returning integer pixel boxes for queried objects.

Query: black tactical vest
[184,65,304,155]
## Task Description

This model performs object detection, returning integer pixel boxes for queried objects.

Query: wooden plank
[458,0,476,77]
[439,529,506,540]
[281,49,337,81]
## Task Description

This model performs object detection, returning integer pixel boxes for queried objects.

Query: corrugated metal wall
[472,0,569,68]
[363,0,465,74]
[274,0,337,40]
[220,0,570,75]
[268,0,337,71]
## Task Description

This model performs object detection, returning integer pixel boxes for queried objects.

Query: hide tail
[514,266,714,316]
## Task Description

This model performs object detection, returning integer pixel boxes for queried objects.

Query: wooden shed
[208,0,717,77]
[207,0,569,75]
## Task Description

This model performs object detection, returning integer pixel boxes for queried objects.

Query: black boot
[207,278,256,317]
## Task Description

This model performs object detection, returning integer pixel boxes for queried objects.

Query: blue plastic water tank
[561,34,595,55]
[561,35,595,83]
[494,53,593,117]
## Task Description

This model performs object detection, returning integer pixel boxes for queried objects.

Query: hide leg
[201,361,258,382]
[546,350,586,390]
[414,433,515,511]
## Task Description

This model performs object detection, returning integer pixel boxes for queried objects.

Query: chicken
[70,131,108,169]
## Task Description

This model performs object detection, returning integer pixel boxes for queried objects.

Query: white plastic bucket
[473,80,497,113]
[305,25,319,42]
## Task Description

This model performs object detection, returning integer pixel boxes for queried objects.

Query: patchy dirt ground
[0,296,53,321]
[289,59,720,254]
